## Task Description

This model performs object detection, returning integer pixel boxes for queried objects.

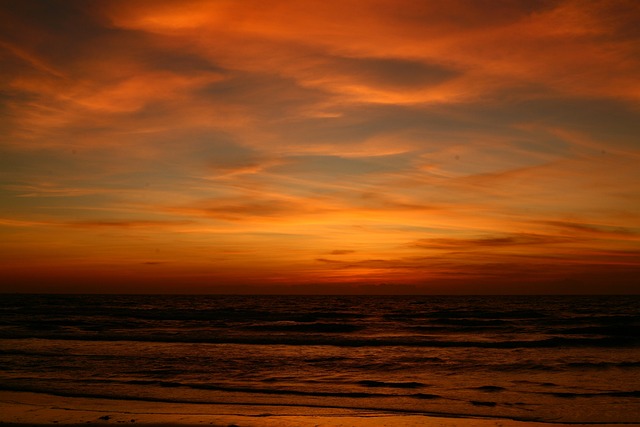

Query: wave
[423,318,512,326]
[303,356,350,363]
[357,380,427,389]
[554,325,640,336]
[123,380,391,398]
[1,305,367,324]
[0,383,548,423]
[459,360,640,373]
[242,322,363,333]
[384,309,548,321]
[565,361,640,369]
[5,377,638,403]
[470,400,498,407]
[0,379,438,401]
[1,332,637,348]
[473,386,506,392]
[546,391,640,399]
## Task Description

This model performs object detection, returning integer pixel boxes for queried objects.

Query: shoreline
[1,391,638,427]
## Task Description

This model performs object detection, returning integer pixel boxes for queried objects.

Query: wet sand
[1,391,637,427]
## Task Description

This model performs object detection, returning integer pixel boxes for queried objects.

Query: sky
[1,0,639,294]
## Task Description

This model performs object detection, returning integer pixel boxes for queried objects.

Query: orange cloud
[1,0,639,293]
[102,0,640,106]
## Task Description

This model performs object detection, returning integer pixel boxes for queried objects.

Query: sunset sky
[1,0,639,294]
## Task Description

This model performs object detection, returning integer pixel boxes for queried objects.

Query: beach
[3,390,637,427]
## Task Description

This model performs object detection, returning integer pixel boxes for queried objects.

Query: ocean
[0,294,639,424]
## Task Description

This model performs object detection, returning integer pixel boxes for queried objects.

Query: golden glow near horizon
[1,0,639,293]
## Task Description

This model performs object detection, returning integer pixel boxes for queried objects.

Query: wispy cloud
[541,220,640,239]
[329,250,356,255]
[410,234,577,250]
[3,183,118,198]
[1,0,639,292]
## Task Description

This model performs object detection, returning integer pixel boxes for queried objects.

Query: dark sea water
[0,295,639,423]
